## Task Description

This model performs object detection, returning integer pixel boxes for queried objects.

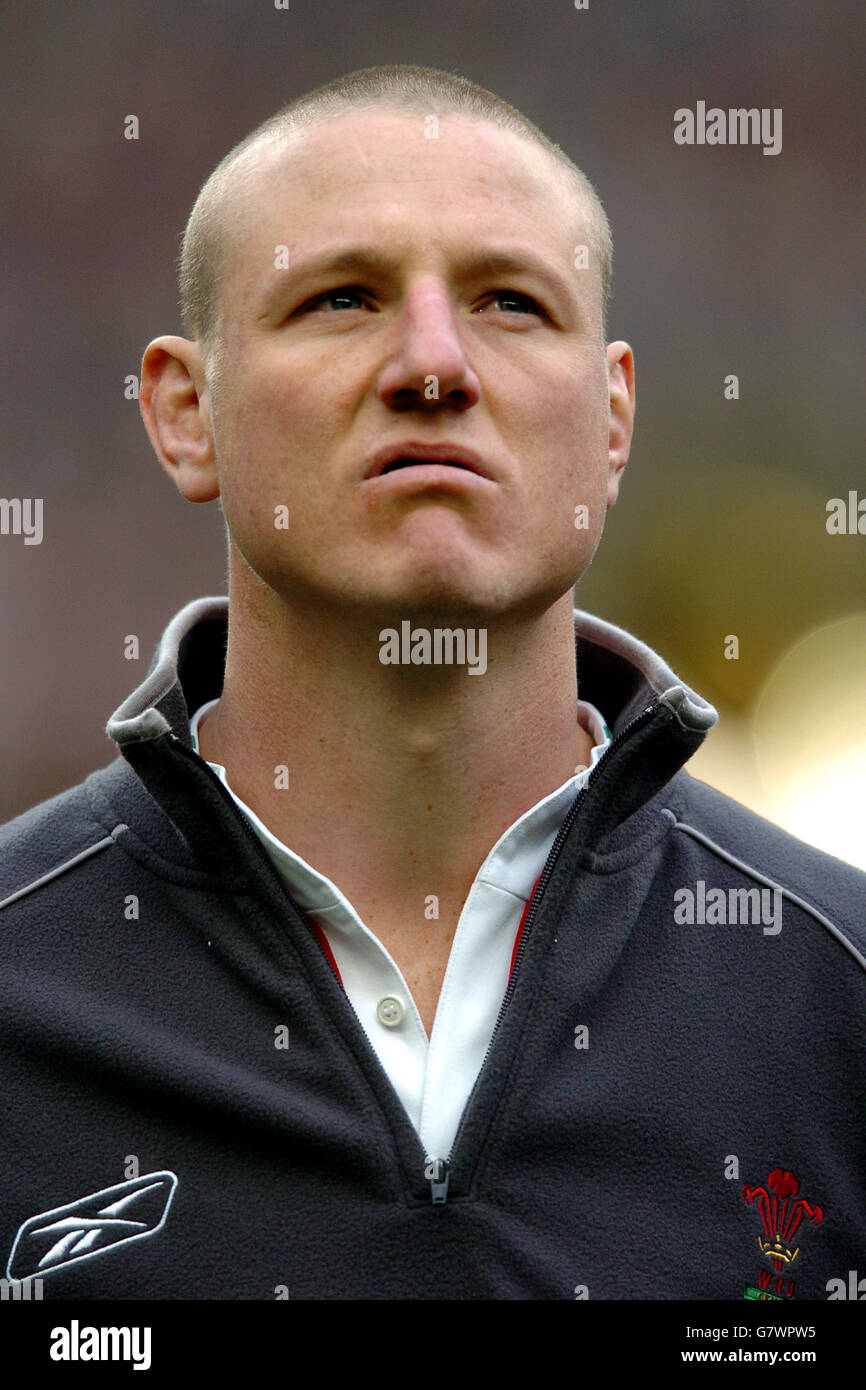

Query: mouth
[379,457,476,476]
[364,443,493,481]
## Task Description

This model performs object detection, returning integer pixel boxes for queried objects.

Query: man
[1,65,864,1301]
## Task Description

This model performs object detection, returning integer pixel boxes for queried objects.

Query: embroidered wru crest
[741,1168,823,1300]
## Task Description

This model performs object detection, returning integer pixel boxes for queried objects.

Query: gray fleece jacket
[1,597,864,1300]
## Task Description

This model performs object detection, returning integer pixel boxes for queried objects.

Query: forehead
[217,108,588,289]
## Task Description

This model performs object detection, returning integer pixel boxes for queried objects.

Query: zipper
[170,734,455,1203]
[425,1157,451,1205]
[426,700,660,1204]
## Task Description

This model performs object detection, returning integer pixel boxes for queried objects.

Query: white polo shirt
[189,700,611,1161]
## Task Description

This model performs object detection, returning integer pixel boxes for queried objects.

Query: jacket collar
[105,596,717,866]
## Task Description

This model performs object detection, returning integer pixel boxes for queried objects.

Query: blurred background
[2,0,864,867]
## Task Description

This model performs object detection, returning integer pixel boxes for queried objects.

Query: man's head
[179,66,614,367]
[140,65,634,625]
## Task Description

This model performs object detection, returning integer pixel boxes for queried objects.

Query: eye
[479,290,544,316]
[303,286,371,312]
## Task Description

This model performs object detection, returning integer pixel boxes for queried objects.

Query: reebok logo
[6,1171,178,1283]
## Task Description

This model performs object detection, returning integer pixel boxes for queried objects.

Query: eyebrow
[257,245,578,315]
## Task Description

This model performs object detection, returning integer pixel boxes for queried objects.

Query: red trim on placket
[310,920,344,988]
[508,871,544,985]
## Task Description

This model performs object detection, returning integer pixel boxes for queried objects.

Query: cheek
[209,357,362,589]
[212,362,333,516]
[228,362,312,447]
[503,358,610,517]
[504,348,607,440]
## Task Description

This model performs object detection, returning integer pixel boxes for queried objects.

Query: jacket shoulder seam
[0,825,127,914]
[665,811,866,976]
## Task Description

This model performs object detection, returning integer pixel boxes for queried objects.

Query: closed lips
[365,444,492,479]
[380,457,474,474]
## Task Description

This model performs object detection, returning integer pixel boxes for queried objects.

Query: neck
[197,568,592,931]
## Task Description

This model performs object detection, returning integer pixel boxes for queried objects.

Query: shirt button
[377,995,405,1027]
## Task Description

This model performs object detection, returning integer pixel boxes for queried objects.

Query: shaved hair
[179,64,613,366]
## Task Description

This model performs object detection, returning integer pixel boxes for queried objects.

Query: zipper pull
[425,1157,450,1205]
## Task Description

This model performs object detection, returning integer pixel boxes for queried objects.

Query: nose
[377,277,481,412]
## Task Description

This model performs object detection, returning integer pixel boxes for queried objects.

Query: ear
[139,336,219,502]
[605,340,635,508]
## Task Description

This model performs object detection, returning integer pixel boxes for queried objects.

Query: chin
[372,564,576,626]
[384,581,500,624]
